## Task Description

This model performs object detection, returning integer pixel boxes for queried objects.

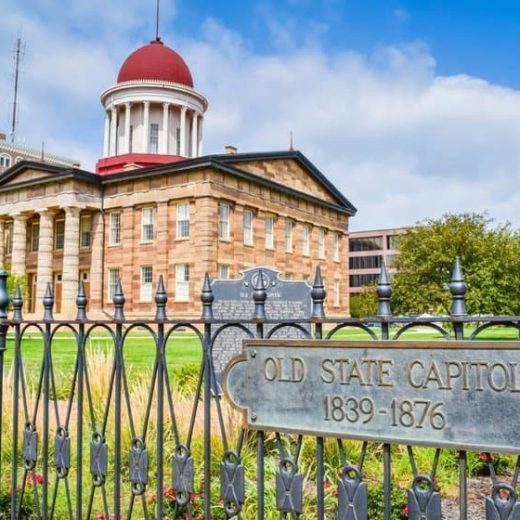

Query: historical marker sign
[211,267,311,379]
[223,340,520,453]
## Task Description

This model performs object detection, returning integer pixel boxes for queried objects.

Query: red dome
[117,39,194,87]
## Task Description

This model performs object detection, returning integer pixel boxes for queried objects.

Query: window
[333,280,341,307]
[176,203,190,239]
[349,255,383,270]
[80,215,92,248]
[30,222,39,252]
[175,264,190,301]
[54,219,65,250]
[387,234,401,250]
[4,223,13,255]
[129,125,134,153]
[318,229,326,259]
[108,268,120,300]
[0,154,11,168]
[349,273,379,288]
[243,209,254,246]
[141,207,154,242]
[140,266,153,302]
[302,225,310,256]
[285,220,293,253]
[219,203,230,240]
[349,236,384,252]
[150,123,159,153]
[265,216,274,250]
[333,233,340,262]
[219,264,230,279]
[109,212,121,245]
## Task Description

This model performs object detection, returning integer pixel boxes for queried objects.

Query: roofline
[100,155,355,216]
[0,161,101,192]
[101,150,357,215]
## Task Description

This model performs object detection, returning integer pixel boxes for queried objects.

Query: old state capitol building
[0,37,356,318]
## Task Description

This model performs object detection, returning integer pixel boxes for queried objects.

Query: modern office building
[348,227,407,294]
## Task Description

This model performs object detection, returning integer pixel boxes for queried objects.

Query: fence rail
[0,258,519,519]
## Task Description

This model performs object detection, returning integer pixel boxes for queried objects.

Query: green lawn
[3,324,518,380]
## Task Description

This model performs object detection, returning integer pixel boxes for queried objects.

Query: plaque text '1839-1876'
[223,340,520,453]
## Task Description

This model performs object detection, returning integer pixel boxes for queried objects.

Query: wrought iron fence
[0,258,519,519]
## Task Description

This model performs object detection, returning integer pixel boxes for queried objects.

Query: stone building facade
[0,37,356,318]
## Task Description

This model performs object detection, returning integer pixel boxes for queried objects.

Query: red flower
[401,505,409,517]
[480,453,495,462]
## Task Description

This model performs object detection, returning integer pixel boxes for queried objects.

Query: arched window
[15,156,23,164]
[0,154,12,168]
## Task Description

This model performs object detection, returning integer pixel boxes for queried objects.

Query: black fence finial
[155,275,168,321]
[76,280,88,321]
[113,276,125,321]
[0,270,9,321]
[253,269,267,321]
[12,284,23,321]
[200,273,214,321]
[311,266,326,319]
[376,261,392,318]
[449,256,467,317]
[43,282,54,321]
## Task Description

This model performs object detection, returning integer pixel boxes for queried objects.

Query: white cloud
[1,4,520,231]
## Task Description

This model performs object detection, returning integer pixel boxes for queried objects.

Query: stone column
[110,106,118,156]
[191,112,199,158]
[143,101,150,153]
[198,116,204,157]
[125,103,132,154]
[89,211,104,314]
[11,214,28,277]
[36,210,55,313]
[103,111,110,157]
[162,103,170,154]
[180,105,187,156]
[61,207,81,316]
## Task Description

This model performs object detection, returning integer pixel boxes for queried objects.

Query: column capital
[10,212,31,221]
[35,208,57,217]
[181,104,188,113]
[143,100,150,108]
[63,206,83,217]
[110,105,117,114]
[125,102,132,109]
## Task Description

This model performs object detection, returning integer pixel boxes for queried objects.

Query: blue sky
[2,0,520,230]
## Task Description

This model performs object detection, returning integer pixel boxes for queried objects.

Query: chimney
[0,133,6,141]
[225,145,237,155]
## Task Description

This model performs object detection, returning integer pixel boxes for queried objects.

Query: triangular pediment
[214,151,356,214]
[0,161,99,190]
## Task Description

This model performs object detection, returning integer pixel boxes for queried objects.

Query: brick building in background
[0,132,80,173]
[0,37,356,318]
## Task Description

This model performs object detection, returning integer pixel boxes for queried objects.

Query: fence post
[449,257,468,520]
[0,271,9,495]
[376,262,393,520]
[76,281,86,519]
[10,284,22,518]
[155,275,167,519]
[113,277,125,519]
[312,266,326,520]
[201,273,214,518]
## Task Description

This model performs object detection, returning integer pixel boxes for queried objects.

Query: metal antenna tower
[10,36,25,143]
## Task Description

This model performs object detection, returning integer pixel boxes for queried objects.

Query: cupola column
[125,103,132,154]
[110,106,118,156]
[162,103,170,154]
[198,116,204,156]
[143,101,150,153]
[103,112,110,157]
[191,111,199,158]
[180,105,187,156]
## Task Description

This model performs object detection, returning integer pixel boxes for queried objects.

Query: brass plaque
[223,340,520,453]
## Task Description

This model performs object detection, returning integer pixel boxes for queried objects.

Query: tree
[391,213,520,315]
[350,285,378,317]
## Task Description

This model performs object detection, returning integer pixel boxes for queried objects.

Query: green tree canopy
[391,213,520,315]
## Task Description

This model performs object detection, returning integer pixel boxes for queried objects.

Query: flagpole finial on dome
[155,0,161,42]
